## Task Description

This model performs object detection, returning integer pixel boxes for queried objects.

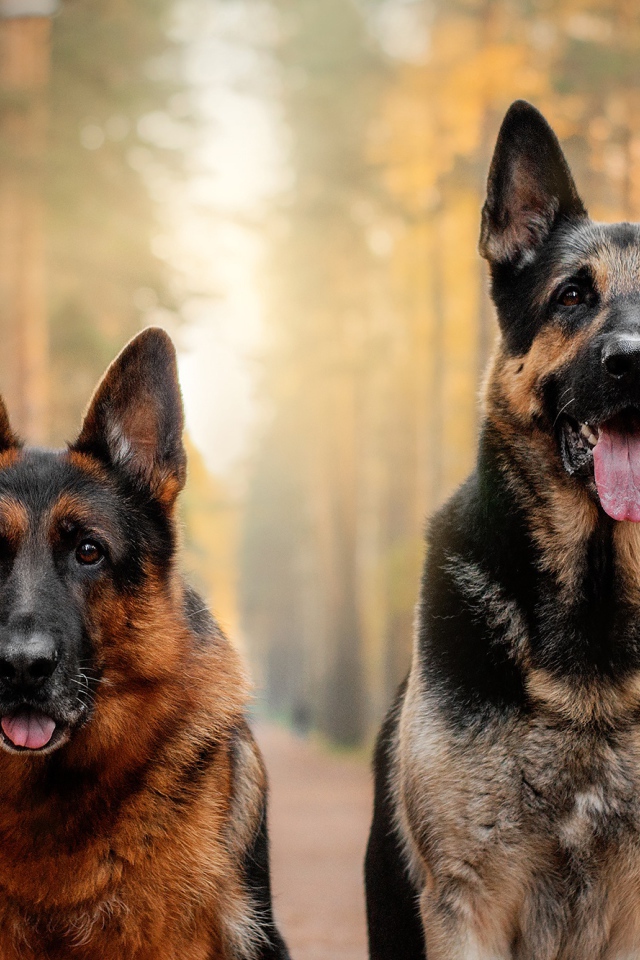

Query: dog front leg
[420,884,514,960]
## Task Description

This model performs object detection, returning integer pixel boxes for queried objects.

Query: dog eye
[558,285,583,307]
[76,541,103,565]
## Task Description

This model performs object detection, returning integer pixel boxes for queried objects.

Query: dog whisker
[553,396,576,428]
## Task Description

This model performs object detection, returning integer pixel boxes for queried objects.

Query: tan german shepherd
[367,100,640,959]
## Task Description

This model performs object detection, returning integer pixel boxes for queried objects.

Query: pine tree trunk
[0,11,51,443]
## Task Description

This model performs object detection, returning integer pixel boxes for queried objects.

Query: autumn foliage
[241,0,640,744]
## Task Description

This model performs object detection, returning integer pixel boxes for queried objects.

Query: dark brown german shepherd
[0,328,289,960]
[366,100,640,959]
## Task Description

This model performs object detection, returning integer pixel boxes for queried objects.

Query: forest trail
[255,724,373,960]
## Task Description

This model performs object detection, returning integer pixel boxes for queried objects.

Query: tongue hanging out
[594,414,640,522]
[1,711,56,750]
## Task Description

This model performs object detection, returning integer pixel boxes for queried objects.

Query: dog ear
[72,328,186,508]
[479,100,586,267]
[0,397,19,455]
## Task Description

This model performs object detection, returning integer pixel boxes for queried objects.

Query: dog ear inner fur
[71,326,187,507]
[479,99,587,268]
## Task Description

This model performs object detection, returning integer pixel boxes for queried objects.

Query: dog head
[0,328,186,755]
[482,100,640,524]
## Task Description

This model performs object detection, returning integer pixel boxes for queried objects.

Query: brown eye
[558,285,583,307]
[76,541,103,565]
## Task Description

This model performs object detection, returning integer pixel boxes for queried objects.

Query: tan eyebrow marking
[49,493,104,533]
[66,450,111,483]
[0,448,21,472]
[48,493,123,557]
[0,497,29,546]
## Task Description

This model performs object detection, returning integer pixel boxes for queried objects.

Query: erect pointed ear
[0,396,19,456]
[72,328,186,507]
[479,100,587,267]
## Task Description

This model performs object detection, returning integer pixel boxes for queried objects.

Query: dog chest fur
[398,658,640,960]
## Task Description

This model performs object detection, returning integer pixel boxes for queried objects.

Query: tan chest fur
[0,731,262,960]
[398,670,640,959]
[0,800,236,960]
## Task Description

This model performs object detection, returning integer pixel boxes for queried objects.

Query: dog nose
[602,335,640,380]
[0,633,59,690]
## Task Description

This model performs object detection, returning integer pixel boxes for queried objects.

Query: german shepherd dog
[0,328,289,960]
[366,100,640,959]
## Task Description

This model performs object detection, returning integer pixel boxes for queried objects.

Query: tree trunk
[0,10,52,443]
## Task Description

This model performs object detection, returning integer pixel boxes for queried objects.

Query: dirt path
[255,724,373,960]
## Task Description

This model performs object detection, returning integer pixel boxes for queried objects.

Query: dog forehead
[544,221,640,297]
[590,225,640,298]
[0,449,117,520]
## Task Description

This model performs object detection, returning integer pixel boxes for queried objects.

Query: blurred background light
[0,0,638,749]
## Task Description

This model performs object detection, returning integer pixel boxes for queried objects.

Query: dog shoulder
[366,680,426,960]
[416,473,530,724]
[223,723,291,960]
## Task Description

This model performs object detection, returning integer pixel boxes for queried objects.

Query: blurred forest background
[0,0,638,745]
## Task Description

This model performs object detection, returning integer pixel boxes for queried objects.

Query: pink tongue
[1,711,56,750]
[594,421,640,522]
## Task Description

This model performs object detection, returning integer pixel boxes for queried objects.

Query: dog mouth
[560,410,640,522]
[0,710,71,755]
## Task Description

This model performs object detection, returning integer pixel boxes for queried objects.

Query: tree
[241,0,640,745]
[47,0,185,443]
